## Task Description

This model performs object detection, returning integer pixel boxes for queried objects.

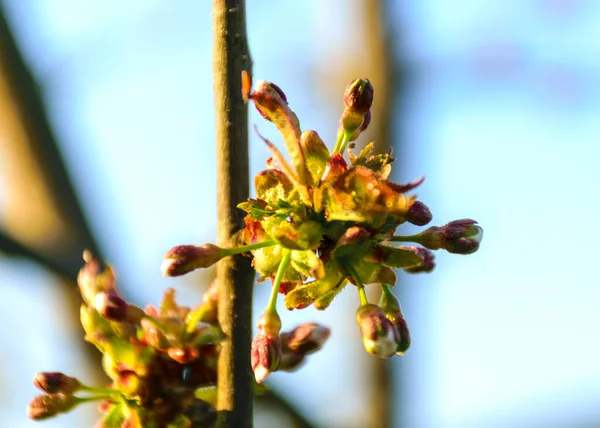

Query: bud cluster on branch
[29,73,482,426]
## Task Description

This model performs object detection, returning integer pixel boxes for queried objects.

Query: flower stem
[333,129,353,155]
[267,250,291,313]
[389,235,419,243]
[222,240,276,256]
[344,263,369,306]
[79,385,121,399]
[333,129,344,154]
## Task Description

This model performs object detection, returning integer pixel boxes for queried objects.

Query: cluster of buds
[161,73,483,363]
[28,252,221,427]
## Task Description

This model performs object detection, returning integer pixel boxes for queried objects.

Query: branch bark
[212,1,254,427]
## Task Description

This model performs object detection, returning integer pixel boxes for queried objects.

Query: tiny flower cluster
[28,252,328,426]
[162,73,483,363]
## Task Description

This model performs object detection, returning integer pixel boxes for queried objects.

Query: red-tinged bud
[94,291,127,321]
[251,331,281,383]
[281,323,331,355]
[344,78,374,114]
[416,219,483,254]
[27,393,79,420]
[355,304,400,359]
[320,153,348,182]
[251,80,289,121]
[167,347,200,364]
[161,244,224,277]
[257,310,282,337]
[140,318,169,349]
[33,372,81,395]
[278,349,306,372]
[404,247,435,273]
[184,398,217,427]
[77,251,116,306]
[406,201,433,226]
[391,313,411,356]
[379,288,411,355]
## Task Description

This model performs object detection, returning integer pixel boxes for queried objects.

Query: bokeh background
[1,0,599,427]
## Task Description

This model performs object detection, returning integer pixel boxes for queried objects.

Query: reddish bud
[404,247,435,273]
[281,323,331,355]
[344,78,374,113]
[33,372,81,395]
[355,304,399,359]
[379,289,411,355]
[406,201,433,226]
[416,219,483,254]
[161,244,224,277]
[94,291,128,321]
[167,347,200,364]
[251,332,281,383]
[27,393,79,420]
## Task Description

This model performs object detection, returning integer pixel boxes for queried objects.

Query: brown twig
[212,1,255,426]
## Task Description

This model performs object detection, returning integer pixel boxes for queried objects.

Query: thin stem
[332,128,344,153]
[333,128,353,155]
[223,240,276,256]
[76,395,116,404]
[344,263,369,306]
[389,235,419,243]
[79,385,121,399]
[337,129,354,155]
[267,250,291,313]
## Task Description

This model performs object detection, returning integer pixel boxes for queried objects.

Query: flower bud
[406,201,432,226]
[404,247,435,273]
[379,289,411,355]
[140,318,169,349]
[251,331,281,383]
[161,244,224,277]
[167,347,200,364]
[281,323,330,355]
[27,393,79,420]
[33,372,81,395]
[94,291,127,321]
[77,251,116,306]
[390,312,411,356]
[355,304,399,358]
[344,78,374,114]
[416,219,483,254]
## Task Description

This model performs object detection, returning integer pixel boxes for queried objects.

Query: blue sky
[1,1,599,427]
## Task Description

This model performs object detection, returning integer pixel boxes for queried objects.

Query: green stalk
[267,250,291,313]
[344,262,369,306]
[222,240,276,256]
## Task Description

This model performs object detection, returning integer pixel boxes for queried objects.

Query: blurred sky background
[0,0,599,427]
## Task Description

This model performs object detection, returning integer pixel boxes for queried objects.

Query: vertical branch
[212,1,254,427]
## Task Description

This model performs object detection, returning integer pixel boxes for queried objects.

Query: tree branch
[212,1,254,427]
